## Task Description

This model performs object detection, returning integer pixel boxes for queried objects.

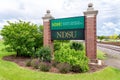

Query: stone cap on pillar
[42,10,54,22]
[84,3,98,17]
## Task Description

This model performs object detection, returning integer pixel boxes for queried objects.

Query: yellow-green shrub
[55,46,89,72]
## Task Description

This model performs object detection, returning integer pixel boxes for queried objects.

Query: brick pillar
[42,10,54,59]
[84,3,98,61]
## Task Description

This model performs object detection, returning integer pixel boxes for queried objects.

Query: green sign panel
[50,16,85,30]
[51,29,84,40]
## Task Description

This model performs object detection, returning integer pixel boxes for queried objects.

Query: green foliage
[0,40,16,59]
[1,40,120,80]
[39,62,51,72]
[70,41,84,51]
[54,41,61,51]
[98,36,105,42]
[36,47,51,62]
[98,34,120,42]
[71,65,82,73]
[5,46,14,52]
[39,25,44,32]
[97,50,106,60]
[31,59,39,69]
[118,34,120,39]
[56,63,71,73]
[55,45,89,72]
[0,20,43,57]
[51,60,59,67]
[54,40,69,51]
[25,59,32,67]
[109,34,118,40]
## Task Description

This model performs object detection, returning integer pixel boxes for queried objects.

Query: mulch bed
[3,55,107,73]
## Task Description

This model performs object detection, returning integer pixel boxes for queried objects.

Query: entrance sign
[50,16,85,30]
[51,29,84,40]
[50,16,85,40]
[43,3,98,60]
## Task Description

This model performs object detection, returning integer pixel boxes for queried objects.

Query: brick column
[42,10,54,59]
[84,3,98,61]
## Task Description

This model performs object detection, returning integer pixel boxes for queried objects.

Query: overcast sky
[0,0,120,36]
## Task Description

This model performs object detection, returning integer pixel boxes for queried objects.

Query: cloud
[0,0,120,36]
[98,22,120,36]
[103,22,117,28]
[0,22,6,30]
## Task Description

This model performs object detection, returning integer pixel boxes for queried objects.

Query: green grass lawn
[0,40,120,80]
[0,40,15,59]
[97,50,106,60]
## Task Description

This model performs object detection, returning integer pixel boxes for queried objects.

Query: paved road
[97,43,120,69]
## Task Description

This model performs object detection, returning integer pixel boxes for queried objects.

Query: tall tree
[109,34,118,40]
[98,36,105,42]
[0,20,43,57]
[118,34,120,39]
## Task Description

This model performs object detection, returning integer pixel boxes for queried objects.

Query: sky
[0,0,120,37]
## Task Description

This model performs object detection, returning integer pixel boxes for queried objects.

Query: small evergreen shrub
[39,62,51,72]
[70,41,84,51]
[36,46,51,62]
[25,59,32,67]
[31,59,39,69]
[56,63,71,73]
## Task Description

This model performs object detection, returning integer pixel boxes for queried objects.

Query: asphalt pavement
[97,43,120,69]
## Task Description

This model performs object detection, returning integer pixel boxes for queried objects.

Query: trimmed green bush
[56,62,71,73]
[39,62,51,72]
[36,46,51,62]
[70,41,84,51]
[55,45,89,72]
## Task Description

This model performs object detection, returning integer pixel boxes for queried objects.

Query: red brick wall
[85,16,97,59]
[43,21,54,59]
[43,21,52,46]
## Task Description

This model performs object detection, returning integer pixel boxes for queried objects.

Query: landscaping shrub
[36,46,51,62]
[5,46,14,52]
[39,62,51,72]
[1,20,43,57]
[31,59,39,69]
[70,41,84,51]
[71,65,82,73]
[25,59,32,67]
[56,62,71,73]
[51,60,59,67]
[55,45,89,72]
[54,41,61,51]
[54,40,70,51]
